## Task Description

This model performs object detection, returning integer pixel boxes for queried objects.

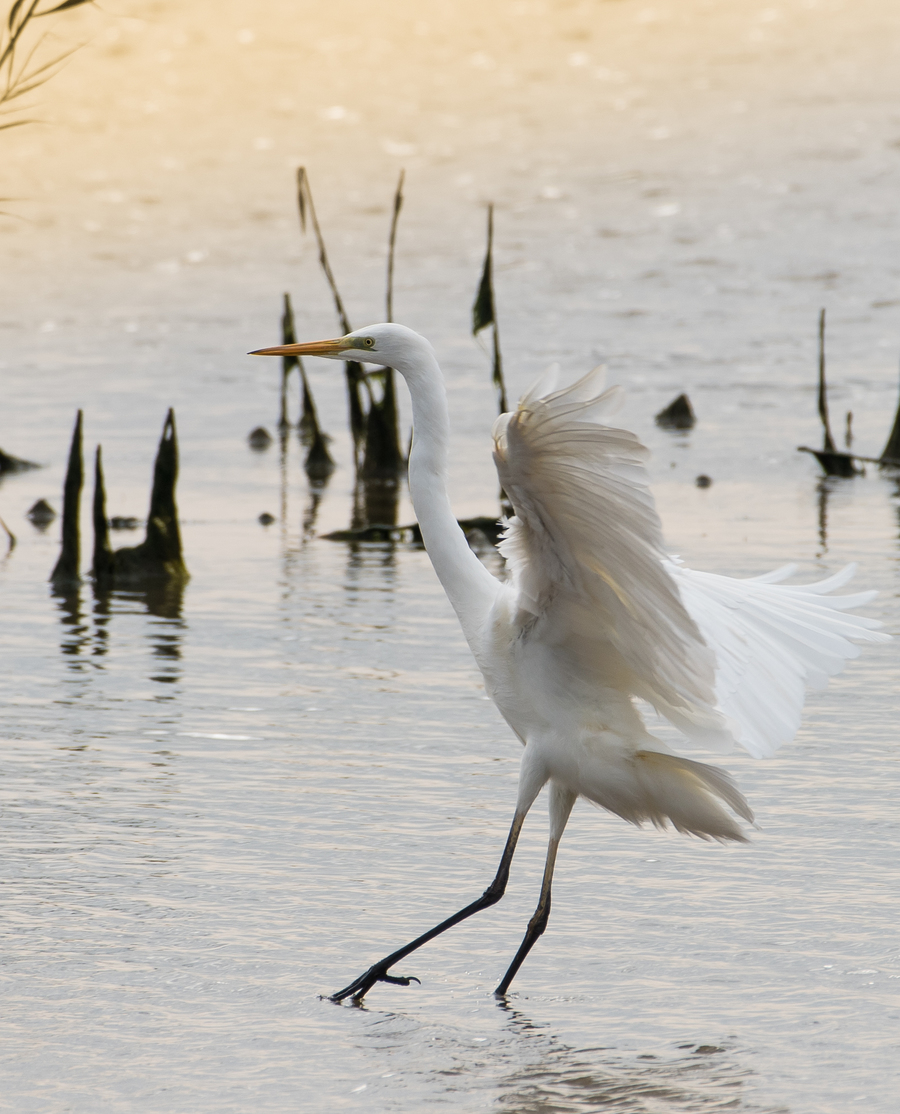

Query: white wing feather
[493,368,889,757]
[668,561,889,757]
[493,366,732,748]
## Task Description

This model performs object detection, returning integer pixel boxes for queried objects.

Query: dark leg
[494,783,575,996]
[330,810,527,1003]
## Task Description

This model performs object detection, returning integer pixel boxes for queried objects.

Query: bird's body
[252,322,888,1000]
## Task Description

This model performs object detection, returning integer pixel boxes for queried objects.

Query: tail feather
[583,750,753,843]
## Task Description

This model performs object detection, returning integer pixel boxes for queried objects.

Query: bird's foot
[329,963,421,1004]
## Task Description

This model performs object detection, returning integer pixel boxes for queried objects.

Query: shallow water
[2,1,900,1111]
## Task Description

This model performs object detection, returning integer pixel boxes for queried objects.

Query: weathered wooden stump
[655,394,696,430]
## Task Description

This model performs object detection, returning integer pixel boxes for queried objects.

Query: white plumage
[491,362,886,771]
[669,560,883,758]
[251,322,889,1001]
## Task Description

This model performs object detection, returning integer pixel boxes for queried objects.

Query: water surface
[1,1,899,1111]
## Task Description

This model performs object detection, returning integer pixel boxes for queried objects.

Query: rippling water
[2,1,899,1111]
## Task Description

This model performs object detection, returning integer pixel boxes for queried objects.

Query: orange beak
[249,337,351,358]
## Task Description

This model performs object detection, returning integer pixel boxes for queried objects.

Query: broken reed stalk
[281,292,335,480]
[803,309,857,476]
[91,444,115,583]
[799,445,900,471]
[472,204,509,416]
[278,293,295,431]
[801,312,900,476]
[378,168,404,469]
[359,387,401,481]
[358,172,406,479]
[294,168,403,481]
[296,166,366,458]
[295,168,350,334]
[281,292,312,433]
[113,410,188,584]
[818,308,838,453]
[386,169,404,324]
[473,205,511,514]
[50,409,83,587]
[363,367,402,476]
[880,359,900,464]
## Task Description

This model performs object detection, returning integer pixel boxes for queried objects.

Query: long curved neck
[398,347,501,643]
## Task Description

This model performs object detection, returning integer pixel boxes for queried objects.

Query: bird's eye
[363,337,375,348]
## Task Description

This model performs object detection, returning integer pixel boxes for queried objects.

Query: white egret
[252,323,888,1002]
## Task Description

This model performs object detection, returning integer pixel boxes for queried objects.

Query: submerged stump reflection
[53,584,89,661]
[351,476,401,534]
[55,567,185,670]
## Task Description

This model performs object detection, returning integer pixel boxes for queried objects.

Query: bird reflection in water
[492,1004,751,1114]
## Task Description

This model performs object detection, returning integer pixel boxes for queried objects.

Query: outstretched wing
[493,367,889,755]
[492,366,732,747]
[668,561,890,757]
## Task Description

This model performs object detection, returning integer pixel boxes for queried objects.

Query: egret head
[250,322,432,373]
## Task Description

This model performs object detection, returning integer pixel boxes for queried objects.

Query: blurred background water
[1,1,899,1111]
